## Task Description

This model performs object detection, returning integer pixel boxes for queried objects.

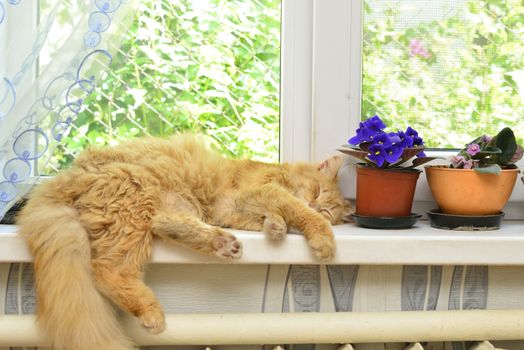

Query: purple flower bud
[481,135,493,143]
[467,143,481,156]
[463,160,475,169]
[450,155,466,168]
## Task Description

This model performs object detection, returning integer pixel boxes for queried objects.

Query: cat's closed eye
[320,208,334,222]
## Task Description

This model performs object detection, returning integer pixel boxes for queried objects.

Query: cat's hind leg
[152,211,242,259]
[92,261,166,334]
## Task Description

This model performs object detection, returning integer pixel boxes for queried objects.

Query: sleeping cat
[17,134,352,350]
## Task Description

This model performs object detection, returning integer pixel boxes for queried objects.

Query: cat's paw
[308,234,335,261]
[263,214,287,241]
[213,231,243,259]
[139,308,166,334]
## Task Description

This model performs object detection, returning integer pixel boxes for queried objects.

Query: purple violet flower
[467,143,481,156]
[363,115,387,130]
[396,130,414,148]
[405,126,418,138]
[387,132,402,146]
[348,119,384,145]
[368,143,386,167]
[384,144,403,163]
[373,132,393,148]
[347,116,428,169]
[405,126,424,146]
[348,122,367,145]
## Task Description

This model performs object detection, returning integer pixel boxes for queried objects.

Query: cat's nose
[308,202,317,210]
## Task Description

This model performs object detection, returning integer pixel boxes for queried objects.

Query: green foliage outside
[363,0,524,149]
[47,0,524,170]
[48,0,281,171]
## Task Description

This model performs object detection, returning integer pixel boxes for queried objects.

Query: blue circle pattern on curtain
[0,0,132,218]
[0,0,22,25]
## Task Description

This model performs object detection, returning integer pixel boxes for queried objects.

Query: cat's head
[291,155,353,224]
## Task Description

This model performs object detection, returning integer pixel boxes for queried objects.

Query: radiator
[2,263,524,350]
[2,223,524,350]
[0,311,522,347]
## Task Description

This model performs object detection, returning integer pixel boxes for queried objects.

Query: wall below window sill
[2,222,524,265]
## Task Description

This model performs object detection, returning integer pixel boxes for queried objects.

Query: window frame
[280,0,314,163]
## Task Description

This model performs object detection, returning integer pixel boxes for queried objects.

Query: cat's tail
[17,200,135,350]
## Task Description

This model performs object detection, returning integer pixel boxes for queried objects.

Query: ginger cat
[17,134,352,350]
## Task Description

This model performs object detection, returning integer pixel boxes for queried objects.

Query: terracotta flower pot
[425,165,519,215]
[355,165,421,217]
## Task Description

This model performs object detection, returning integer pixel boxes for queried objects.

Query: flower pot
[355,165,421,217]
[425,165,519,215]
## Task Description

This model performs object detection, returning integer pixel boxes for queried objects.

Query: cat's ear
[318,155,344,180]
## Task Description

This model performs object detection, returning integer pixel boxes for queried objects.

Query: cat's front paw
[306,220,335,261]
[263,214,287,241]
[139,307,166,334]
[308,234,335,261]
[213,231,243,259]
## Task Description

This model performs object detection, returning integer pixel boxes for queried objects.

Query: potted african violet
[339,115,436,228]
[425,127,522,230]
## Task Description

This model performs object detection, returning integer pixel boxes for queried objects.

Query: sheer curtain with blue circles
[0,0,137,220]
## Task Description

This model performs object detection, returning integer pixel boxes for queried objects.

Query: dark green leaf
[494,127,517,164]
[472,146,502,159]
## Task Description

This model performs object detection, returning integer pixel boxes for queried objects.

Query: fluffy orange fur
[17,134,352,350]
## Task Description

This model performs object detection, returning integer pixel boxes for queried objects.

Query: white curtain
[0,0,137,219]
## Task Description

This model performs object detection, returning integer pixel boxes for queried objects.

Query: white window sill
[2,222,524,265]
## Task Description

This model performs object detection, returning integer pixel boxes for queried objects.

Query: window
[310,0,524,218]
[24,0,524,217]
[39,0,282,173]
[361,0,524,149]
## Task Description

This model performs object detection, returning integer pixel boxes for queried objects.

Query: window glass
[362,0,524,148]
[40,0,281,172]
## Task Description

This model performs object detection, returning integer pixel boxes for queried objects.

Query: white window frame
[280,0,314,163]
[283,0,524,219]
